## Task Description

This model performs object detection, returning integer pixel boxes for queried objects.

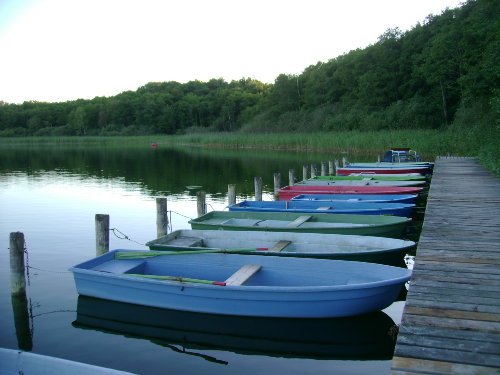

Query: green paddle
[124,273,227,286]
[115,248,268,259]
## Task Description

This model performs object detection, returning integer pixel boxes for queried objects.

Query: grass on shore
[1,129,498,174]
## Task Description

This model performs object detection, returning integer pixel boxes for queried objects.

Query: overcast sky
[0,0,464,104]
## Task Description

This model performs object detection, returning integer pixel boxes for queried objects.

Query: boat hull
[228,200,415,217]
[296,179,425,187]
[70,251,411,318]
[189,211,410,238]
[278,185,424,201]
[337,167,429,175]
[0,348,135,375]
[146,229,416,266]
[310,175,427,181]
[291,194,419,204]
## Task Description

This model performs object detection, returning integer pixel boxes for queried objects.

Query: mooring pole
[197,191,207,217]
[95,214,110,256]
[329,160,335,176]
[10,232,26,296]
[228,184,236,206]
[156,198,169,238]
[335,159,341,175]
[310,164,317,178]
[9,232,33,350]
[254,177,262,201]
[321,162,327,176]
[303,165,308,181]
[289,169,295,186]
[342,156,348,167]
[273,172,281,200]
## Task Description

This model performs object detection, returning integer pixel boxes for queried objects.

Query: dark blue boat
[229,200,415,217]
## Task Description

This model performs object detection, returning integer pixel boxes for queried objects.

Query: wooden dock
[391,157,500,375]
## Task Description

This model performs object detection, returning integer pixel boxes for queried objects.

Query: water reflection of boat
[73,296,397,360]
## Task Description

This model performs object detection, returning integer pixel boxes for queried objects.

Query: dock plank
[390,157,500,375]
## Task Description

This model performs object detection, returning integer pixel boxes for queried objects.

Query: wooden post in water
[254,177,262,201]
[95,214,109,256]
[10,232,26,296]
[156,198,169,238]
[310,164,317,178]
[342,156,348,167]
[335,159,340,175]
[273,173,281,200]
[197,191,207,217]
[289,169,295,186]
[9,232,32,350]
[321,162,327,176]
[377,155,381,162]
[329,160,335,176]
[302,165,308,181]
[228,184,236,206]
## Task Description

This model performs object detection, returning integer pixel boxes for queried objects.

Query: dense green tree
[0,0,496,137]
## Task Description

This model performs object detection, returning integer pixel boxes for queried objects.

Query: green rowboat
[189,211,411,238]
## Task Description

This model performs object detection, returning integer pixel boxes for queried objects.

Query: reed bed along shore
[1,130,497,174]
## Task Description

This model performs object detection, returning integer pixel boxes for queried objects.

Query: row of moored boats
[70,149,433,319]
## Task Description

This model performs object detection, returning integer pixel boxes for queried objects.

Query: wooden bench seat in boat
[164,236,204,247]
[269,240,292,252]
[287,215,312,228]
[225,265,262,286]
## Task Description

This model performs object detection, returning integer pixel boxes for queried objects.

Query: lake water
[0,143,411,375]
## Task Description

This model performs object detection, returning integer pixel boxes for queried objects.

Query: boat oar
[124,273,227,286]
[115,248,269,259]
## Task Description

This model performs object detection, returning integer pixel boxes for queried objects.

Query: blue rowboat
[291,194,419,204]
[70,250,411,318]
[145,229,416,266]
[228,200,415,217]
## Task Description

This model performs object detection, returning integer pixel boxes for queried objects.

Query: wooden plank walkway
[391,157,500,375]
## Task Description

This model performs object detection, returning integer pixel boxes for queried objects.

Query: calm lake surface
[0,143,412,375]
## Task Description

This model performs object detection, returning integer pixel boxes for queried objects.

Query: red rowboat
[278,185,424,201]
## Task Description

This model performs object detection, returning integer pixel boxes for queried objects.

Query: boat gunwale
[69,251,412,293]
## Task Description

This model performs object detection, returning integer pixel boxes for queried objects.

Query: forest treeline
[0,0,498,138]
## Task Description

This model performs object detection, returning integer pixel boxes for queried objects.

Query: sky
[0,0,465,104]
